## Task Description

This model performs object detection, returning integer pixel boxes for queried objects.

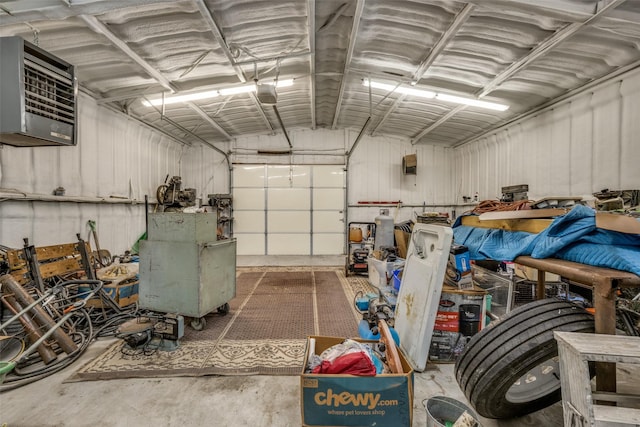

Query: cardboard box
[82,280,139,308]
[301,336,414,427]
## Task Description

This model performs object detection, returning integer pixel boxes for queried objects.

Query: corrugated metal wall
[347,133,456,224]
[455,68,640,203]
[4,66,637,256]
[180,142,232,202]
[0,92,185,253]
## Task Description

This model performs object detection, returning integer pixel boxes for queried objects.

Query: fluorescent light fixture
[142,79,294,107]
[435,93,509,111]
[143,90,219,106]
[362,79,509,111]
[363,79,434,98]
[218,85,255,96]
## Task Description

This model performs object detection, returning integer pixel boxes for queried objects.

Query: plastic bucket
[423,396,481,427]
[392,269,402,292]
[349,227,363,242]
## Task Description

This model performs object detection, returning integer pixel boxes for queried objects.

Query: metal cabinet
[139,213,236,324]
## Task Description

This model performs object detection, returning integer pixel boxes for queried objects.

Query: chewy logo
[314,389,381,410]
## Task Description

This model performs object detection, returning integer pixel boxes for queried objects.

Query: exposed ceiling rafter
[187,103,233,141]
[453,57,640,148]
[371,3,474,137]
[412,3,474,84]
[80,14,177,93]
[369,95,405,136]
[468,0,640,25]
[193,0,275,134]
[308,0,316,130]
[479,0,627,98]
[331,0,365,129]
[233,51,312,66]
[411,0,628,144]
[81,14,232,142]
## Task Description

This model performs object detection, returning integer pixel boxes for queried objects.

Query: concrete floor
[1,256,563,426]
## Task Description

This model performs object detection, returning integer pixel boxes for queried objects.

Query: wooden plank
[461,215,552,233]
[35,243,86,262]
[394,229,408,259]
[379,320,402,374]
[554,332,640,363]
[9,268,29,285]
[593,405,640,424]
[5,249,26,269]
[478,208,568,220]
[38,257,84,279]
[6,242,90,267]
[596,212,640,235]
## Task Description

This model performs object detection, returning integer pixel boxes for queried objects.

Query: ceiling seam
[331,0,365,129]
[411,0,628,144]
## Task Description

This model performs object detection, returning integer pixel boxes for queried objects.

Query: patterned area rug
[70,267,374,380]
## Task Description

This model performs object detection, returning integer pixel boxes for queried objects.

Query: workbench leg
[536,271,546,300]
[593,280,617,394]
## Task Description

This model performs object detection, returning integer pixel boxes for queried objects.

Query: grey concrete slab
[0,338,563,427]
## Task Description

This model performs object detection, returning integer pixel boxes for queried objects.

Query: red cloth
[312,351,376,376]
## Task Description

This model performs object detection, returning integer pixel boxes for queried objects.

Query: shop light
[363,79,435,99]
[142,79,294,107]
[362,79,509,111]
[434,93,509,111]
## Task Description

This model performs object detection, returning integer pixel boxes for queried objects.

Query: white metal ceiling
[1,0,639,148]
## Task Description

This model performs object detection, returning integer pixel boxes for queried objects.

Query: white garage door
[233,164,345,255]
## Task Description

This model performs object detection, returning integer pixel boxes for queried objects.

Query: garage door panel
[267,165,310,187]
[268,211,310,233]
[313,211,344,232]
[268,188,310,209]
[234,165,265,187]
[314,188,344,210]
[234,188,265,210]
[268,234,310,255]
[313,234,344,255]
[234,164,344,255]
[235,234,265,255]
[234,211,265,233]
[313,165,345,187]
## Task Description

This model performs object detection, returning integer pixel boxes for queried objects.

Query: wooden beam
[478,208,569,220]
[461,215,552,233]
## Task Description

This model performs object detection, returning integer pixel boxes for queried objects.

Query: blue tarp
[453,205,640,276]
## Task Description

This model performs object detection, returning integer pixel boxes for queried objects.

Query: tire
[454,298,594,419]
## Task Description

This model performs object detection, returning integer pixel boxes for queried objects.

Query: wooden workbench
[515,255,640,393]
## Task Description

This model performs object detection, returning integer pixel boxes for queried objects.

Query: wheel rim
[505,356,560,404]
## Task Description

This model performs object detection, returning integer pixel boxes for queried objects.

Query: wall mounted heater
[0,36,77,147]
